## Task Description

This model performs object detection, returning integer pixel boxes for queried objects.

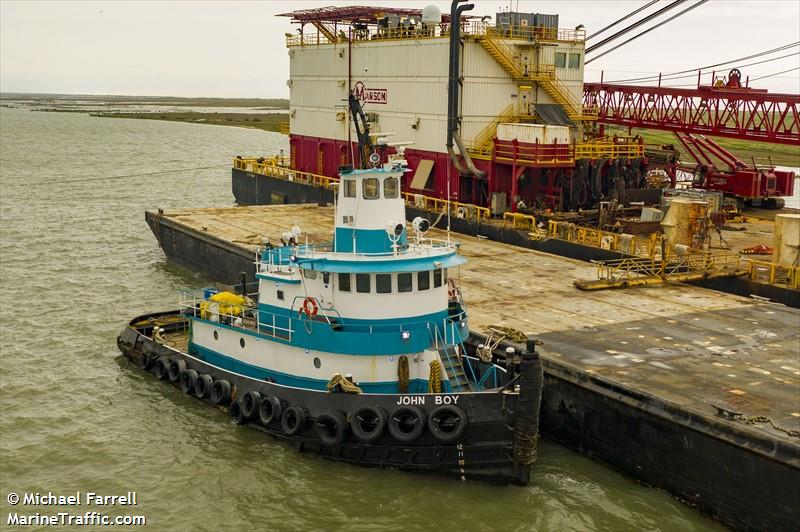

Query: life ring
[153,357,170,380]
[281,406,306,435]
[195,374,213,399]
[299,297,319,318]
[351,405,387,443]
[314,410,348,446]
[211,379,232,406]
[388,405,426,443]
[259,396,283,426]
[428,405,468,443]
[180,369,198,394]
[242,391,262,419]
[168,359,186,383]
[229,399,247,425]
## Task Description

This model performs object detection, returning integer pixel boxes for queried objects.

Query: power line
[586,0,686,54]
[603,42,800,83]
[587,0,659,41]
[605,51,800,85]
[587,0,710,65]
[10,163,230,187]
[751,66,800,81]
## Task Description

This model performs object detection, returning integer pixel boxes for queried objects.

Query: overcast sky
[1,0,798,97]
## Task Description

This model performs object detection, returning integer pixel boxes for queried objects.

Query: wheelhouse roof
[277,5,456,25]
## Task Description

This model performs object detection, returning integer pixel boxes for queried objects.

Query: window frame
[417,270,430,291]
[568,52,580,69]
[554,52,567,69]
[383,176,399,199]
[338,273,351,292]
[376,273,392,294]
[362,177,380,199]
[433,269,443,288]
[398,272,412,293]
[343,179,356,198]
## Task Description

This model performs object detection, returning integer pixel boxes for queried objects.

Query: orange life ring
[300,297,319,318]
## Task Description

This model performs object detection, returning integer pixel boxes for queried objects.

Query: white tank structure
[773,213,800,267]
[277,5,591,208]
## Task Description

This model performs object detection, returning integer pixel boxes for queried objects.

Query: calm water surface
[0,107,726,531]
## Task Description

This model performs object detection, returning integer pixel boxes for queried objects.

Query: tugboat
[117,149,544,484]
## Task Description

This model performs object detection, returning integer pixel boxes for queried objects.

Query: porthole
[313,357,321,369]
[213,330,219,340]
[240,338,246,349]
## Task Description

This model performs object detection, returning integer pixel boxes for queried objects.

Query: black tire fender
[229,399,246,425]
[242,391,262,420]
[180,369,198,394]
[258,396,283,426]
[388,405,426,443]
[210,379,231,406]
[168,359,186,383]
[280,406,306,436]
[138,352,153,371]
[195,374,213,399]
[315,411,348,446]
[350,405,388,443]
[153,357,170,380]
[428,405,468,443]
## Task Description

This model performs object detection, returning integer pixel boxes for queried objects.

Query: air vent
[342,215,354,224]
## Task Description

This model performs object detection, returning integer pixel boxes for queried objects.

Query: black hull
[117,311,542,485]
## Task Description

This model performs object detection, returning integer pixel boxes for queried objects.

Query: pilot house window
[362,178,379,199]
[418,270,430,290]
[384,177,399,198]
[343,179,356,198]
[433,269,443,288]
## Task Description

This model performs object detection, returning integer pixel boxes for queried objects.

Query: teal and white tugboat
[117,149,543,484]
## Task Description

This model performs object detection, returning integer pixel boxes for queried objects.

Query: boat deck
[153,204,800,442]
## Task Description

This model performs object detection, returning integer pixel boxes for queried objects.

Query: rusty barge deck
[145,204,799,531]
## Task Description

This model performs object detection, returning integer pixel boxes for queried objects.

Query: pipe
[446,1,485,178]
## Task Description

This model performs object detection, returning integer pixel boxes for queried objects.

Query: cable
[586,0,686,54]
[750,66,800,81]
[605,51,799,85]
[587,0,659,41]
[12,163,230,187]
[587,0,711,65]
[603,42,799,83]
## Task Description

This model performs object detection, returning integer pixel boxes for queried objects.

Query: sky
[1,0,798,97]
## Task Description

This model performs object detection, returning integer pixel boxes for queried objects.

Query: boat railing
[178,289,294,341]
[462,354,508,390]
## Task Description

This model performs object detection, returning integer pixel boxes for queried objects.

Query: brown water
[0,107,726,531]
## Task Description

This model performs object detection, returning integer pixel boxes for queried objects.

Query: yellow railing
[745,259,800,290]
[548,220,662,258]
[402,192,490,222]
[593,252,742,283]
[503,212,537,230]
[286,21,585,48]
[233,157,338,189]
[279,122,290,135]
[575,137,644,159]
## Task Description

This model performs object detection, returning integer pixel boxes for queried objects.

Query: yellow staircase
[477,28,597,122]
[311,21,339,43]
[467,103,519,159]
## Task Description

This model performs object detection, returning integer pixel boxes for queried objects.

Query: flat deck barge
[146,204,799,531]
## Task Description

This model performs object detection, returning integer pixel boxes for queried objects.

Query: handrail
[234,157,338,190]
[503,212,537,230]
[548,220,663,259]
[745,259,800,290]
[401,191,490,222]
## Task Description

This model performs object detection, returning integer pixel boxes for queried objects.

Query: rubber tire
[229,399,246,425]
[388,406,426,443]
[242,391,262,420]
[314,411,348,446]
[428,405,468,443]
[258,396,283,426]
[350,405,388,443]
[195,374,213,399]
[211,380,232,406]
[180,369,198,394]
[280,406,306,436]
[138,353,152,371]
[168,359,186,383]
[153,357,170,380]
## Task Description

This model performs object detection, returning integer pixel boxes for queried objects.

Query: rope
[397,355,410,393]
[428,360,442,393]
[14,163,231,187]
[326,373,363,394]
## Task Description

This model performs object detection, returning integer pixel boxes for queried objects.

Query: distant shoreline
[92,111,289,133]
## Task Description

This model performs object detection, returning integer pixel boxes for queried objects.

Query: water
[0,107,725,531]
